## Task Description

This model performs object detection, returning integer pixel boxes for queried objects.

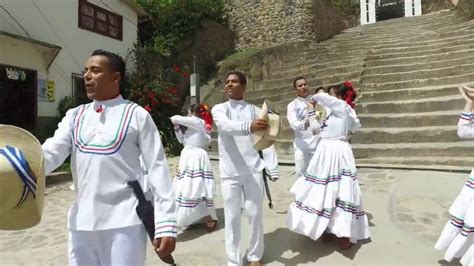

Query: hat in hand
[253,100,281,151]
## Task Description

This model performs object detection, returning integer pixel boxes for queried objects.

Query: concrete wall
[0,0,138,118]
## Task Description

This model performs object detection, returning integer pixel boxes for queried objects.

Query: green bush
[137,0,226,56]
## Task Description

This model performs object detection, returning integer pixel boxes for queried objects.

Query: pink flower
[144,105,152,112]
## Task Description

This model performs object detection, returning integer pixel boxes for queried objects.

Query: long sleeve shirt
[170,115,211,148]
[458,112,474,138]
[42,95,177,238]
[311,93,361,140]
[211,99,279,179]
[287,96,318,150]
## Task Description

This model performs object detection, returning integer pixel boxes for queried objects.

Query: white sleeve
[458,112,474,138]
[211,104,252,136]
[138,112,177,239]
[170,115,203,130]
[261,145,279,180]
[349,108,362,132]
[41,107,77,174]
[287,102,308,131]
[311,93,347,117]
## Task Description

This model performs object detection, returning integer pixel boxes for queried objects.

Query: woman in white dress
[286,85,370,250]
[435,85,474,265]
[170,103,218,232]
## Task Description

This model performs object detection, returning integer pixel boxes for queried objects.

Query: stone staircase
[210,10,474,172]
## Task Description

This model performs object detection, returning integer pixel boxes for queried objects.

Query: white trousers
[294,148,313,179]
[68,225,147,266]
[221,173,264,266]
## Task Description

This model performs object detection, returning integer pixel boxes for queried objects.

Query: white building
[0,0,146,137]
[360,0,422,25]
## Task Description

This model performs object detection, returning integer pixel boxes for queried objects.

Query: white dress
[170,115,217,228]
[286,93,370,243]
[435,112,474,265]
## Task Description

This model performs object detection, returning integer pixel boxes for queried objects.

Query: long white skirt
[286,138,370,243]
[174,146,217,228]
[435,170,474,265]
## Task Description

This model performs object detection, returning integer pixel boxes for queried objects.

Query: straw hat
[307,102,327,123]
[0,125,45,230]
[253,101,281,151]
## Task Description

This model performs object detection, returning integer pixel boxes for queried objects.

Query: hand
[153,237,176,258]
[250,119,268,133]
[460,86,473,103]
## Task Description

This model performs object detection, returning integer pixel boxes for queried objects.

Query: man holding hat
[287,76,319,180]
[211,71,279,266]
[41,50,176,265]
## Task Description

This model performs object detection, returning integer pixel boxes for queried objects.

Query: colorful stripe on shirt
[176,169,214,180]
[465,175,474,189]
[72,102,138,155]
[155,219,177,238]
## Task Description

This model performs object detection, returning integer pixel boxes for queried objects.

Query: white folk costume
[435,112,474,265]
[170,115,217,228]
[286,93,370,243]
[287,96,319,179]
[212,99,279,266]
[42,95,177,266]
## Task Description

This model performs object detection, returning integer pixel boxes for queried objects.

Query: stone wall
[225,0,343,50]
[422,0,455,14]
[456,0,474,17]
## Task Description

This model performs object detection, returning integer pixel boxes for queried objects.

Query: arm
[348,108,362,133]
[458,87,474,138]
[261,145,279,181]
[41,107,76,174]
[173,125,184,144]
[286,102,309,131]
[311,93,348,117]
[138,113,177,240]
[211,104,252,136]
[170,115,203,130]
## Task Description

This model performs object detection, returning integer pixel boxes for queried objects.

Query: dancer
[286,88,370,250]
[42,50,176,265]
[212,71,279,266]
[287,77,319,179]
[435,85,474,265]
[171,103,218,231]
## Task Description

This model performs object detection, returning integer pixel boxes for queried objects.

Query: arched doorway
[376,0,405,21]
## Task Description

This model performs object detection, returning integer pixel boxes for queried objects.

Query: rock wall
[456,0,474,17]
[225,0,343,50]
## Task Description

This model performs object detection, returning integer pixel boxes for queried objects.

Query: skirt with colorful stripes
[286,138,371,243]
[174,146,217,228]
[435,169,474,265]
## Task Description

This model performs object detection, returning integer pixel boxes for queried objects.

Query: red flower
[144,105,152,112]
[172,64,180,73]
[182,71,190,78]
[147,91,155,100]
[150,98,158,107]
[168,87,178,95]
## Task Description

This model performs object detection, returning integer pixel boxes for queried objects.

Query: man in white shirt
[212,71,279,266]
[286,77,318,179]
[42,50,176,265]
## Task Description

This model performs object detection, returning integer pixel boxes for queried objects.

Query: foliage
[331,0,360,23]
[137,0,226,56]
[56,95,79,119]
[127,46,189,155]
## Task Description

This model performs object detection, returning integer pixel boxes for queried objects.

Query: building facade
[0,0,146,136]
[360,0,422,25]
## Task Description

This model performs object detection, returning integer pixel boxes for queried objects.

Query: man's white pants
[294,148,313,179]
[221,172,264,266]
[68,225,147,266]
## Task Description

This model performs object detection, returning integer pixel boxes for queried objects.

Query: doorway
[0,64,37,131]
[376,0,405,21]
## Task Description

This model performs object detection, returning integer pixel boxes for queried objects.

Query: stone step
[271,58,365,75]
[362,63,474,84]
[351,125,461,144]
[358,110,460,128]
[360,72,474,92]
[360,84,462,102]
[364,55,474,76]
[356,156,474,168]
[352,141,474,158]
[356,95,464,114]
[366,42,474,61]
[365,48,474,67]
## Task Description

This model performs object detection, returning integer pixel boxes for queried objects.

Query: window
[72,73,90,105]
[78,0,123,41]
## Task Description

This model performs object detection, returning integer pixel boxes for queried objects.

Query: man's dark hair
[293,76,306,89]
[91,49,127,94]
[315,86,326,93]
[226,71,247,86]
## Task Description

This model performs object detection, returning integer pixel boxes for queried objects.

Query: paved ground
[0,157,469,265]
